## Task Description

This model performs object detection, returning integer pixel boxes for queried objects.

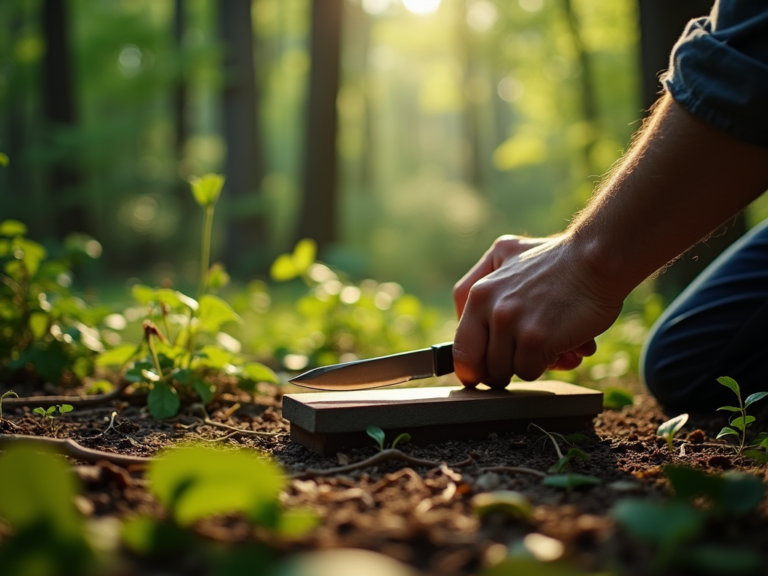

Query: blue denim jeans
[641,218,768,410]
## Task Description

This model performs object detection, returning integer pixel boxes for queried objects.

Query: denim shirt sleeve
[662,0,768,147]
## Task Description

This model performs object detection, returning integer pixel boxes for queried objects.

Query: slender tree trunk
[296,0,343,250]
[219,0,265,272]
[42,0,85,237]
[637,0,744,301]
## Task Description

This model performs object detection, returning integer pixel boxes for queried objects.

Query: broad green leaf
[744,391,768,408]
[28,312,48,339]
[657,413,688,439]
[542,474,600,490]
[15,238,46,276]
[148,383,180,419]
[602,387,634,410]
[270,253,298,282]
[240,362,279,385]
[563,433,590,444]
[719,471,766,514]
[366,425,386,450]
[95,343,138,367]
[612,499,701,546]
[148,445,285,526]
[730,415,755,431]
[154,289,183,309]
[121,516,192,555]
[33,407,46,416]
[197,295,242,333]
[86,379,114,394]
[131,284,156,306]
[45,406,56,415]
[195,345,233,370]
[717,376,740,396]
[0,446,82,536]
[471,491,532,519]
[172,368,190,384]
[743,449,768,463]
[665,466,722,501]
[753,432,768,445]
[0,219,26,237]
[192,377,215,405]
[0,152,9,167]
[189,174,225,207]
[392,432,411,449]
[717,426,739,439]
[292,238,317,273]
[716,406,741,412]
[125,361,154,382]
[58,404,73,414]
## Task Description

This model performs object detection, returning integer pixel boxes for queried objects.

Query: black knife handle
[431,342,454,376]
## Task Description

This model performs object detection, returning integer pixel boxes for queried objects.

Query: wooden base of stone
[283,382,603,456]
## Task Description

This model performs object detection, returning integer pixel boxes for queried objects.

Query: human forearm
[567,94,768,302]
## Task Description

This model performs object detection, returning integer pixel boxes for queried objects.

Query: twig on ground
[0,434,151,467]
[293,449,473,478]
[478,465,547,479]
[3,381,135,409]
[191,405,283,438]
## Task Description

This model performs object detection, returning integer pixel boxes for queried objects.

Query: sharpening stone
[282,382,603,455]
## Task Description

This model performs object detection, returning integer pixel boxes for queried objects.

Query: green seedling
[603,387,634,411]
[33,404,73,436]
[529,423,600,491]
[366,425,411,451]
[715,376,768,455]
[657,413,689,452]
[0,390,18,420]
[471,491,532,520]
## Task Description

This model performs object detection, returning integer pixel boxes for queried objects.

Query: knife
[289,342,455,391]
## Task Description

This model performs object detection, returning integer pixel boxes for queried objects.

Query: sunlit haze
[402,0,442,15]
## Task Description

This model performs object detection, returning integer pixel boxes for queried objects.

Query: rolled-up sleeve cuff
[663,18,768,148]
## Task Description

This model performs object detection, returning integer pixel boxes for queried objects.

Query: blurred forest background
[1,0,762,305]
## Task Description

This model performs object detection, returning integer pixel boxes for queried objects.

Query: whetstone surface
[283,382,603,454]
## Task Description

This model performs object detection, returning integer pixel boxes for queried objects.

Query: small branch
[293,449,472,478]
[0,434,151,467]
[478,466,547,479]
[191,405,282,438]
[3,381,133,409]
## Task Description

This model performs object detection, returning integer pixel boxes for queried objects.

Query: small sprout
[366,426,386,451]
[0,390,19,420]
[471,491,532,520]
[657,413,689,452]
[33,404,73,436]
[391,432,411,450]
[715,376,768,455]
[551,447,589,474]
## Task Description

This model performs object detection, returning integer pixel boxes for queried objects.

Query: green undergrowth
[0,443,317,576]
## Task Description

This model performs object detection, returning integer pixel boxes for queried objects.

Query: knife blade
[289,342,454,391]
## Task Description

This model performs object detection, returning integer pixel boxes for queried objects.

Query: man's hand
[452,235,622,388]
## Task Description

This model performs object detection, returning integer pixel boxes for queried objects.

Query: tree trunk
[219,0,265,272]
[637,0,745,302]
[42,0,85,237]
[296,0,343,250]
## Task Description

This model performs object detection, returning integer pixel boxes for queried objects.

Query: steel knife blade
[289,342,454,391]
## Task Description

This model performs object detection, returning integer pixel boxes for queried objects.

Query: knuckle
[519,325,547,348]
[491,303,519,330]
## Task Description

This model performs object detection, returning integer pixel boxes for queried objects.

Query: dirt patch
[2,386,767,575]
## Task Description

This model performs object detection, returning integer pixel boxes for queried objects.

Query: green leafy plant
[471,491,532,520]
[33,404,73,436]
[0,390,18,420]
[657,413,689,452]
[612,465,764,573]
[366,425,411,451]
[97,175,279,419]
[715,376,768,455]
[0,445,94,575]
[0,219,106,385]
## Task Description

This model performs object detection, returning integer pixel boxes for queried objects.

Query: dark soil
[2,381,768,575]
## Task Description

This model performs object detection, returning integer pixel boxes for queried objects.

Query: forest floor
[2,380,768,576]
